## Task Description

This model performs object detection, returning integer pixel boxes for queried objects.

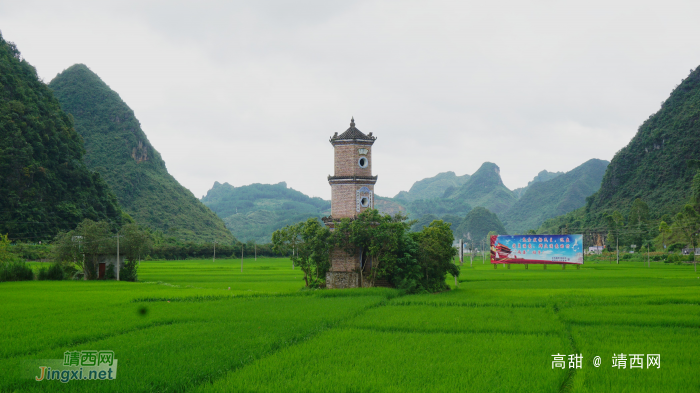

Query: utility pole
[616,234,619,265]
[481,240,486,265]
[255,244,257,261]
[459,239,463,266]
[241,245,244,273]
[213,241,216,262]
[647,242,650,268]
[470,242,473,267]
[116,232,120,281]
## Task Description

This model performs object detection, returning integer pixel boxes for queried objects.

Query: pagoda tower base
[325,271,360,289]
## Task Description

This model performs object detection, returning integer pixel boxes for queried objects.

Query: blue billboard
[491,234,584,264]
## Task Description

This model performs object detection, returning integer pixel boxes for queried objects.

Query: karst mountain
[49,64,234,243]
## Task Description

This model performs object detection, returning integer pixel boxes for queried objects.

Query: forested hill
[49,64,235,243]
[445,162,516,214]
[512,170,563,199]
[585,66,700,221]
[501,159,609,234]
[201,182,331,243]
[394,171,470,202]
[0,35,124,241]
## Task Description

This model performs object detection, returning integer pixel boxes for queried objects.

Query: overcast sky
[2,1,700,200]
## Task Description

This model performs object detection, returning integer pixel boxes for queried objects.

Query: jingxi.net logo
[23,350,117,383]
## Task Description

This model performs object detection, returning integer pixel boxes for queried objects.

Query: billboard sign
[491,234,583,265]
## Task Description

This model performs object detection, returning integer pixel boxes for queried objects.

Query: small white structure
[587,246,605,254]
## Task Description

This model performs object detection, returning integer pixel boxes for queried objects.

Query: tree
[659,221,671,251]
[53,219,114,279]
[0,234,16,264]
[627,198,650,251]
[675,204,700,272]
[339,209,412,287]
[605,211,624,263]
[691,168,700,208]
[413,220,459,292]
[272,218,330,287]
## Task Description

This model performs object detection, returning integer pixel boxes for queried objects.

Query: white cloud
[2,0,699,199]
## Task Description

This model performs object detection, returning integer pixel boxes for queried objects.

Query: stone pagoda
[324,117,377,289]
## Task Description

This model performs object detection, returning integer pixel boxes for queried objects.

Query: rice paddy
[2,257,699,392]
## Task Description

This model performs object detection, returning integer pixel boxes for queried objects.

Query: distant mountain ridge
[446,162,517,215]
[501,159,609,234]
[512,170,563,199]
[202,182,331,243]
[394,171,470,202]
[49,64,235,243]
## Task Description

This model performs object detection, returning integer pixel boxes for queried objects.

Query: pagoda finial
[350,117,355,127]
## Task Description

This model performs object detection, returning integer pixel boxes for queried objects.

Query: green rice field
[2,257,699,392]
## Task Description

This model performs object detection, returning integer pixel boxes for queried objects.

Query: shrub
[668,243,684,252]
[0,261,34,282]
[46,263,64,280]
[36,266,49,280]
[667,254,681,264]
[104,263,116,280]
[121,260,138,282]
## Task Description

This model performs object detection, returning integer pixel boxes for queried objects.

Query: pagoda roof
[330,118,377,143]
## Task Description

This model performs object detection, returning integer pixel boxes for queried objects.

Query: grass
[1,256,699,392]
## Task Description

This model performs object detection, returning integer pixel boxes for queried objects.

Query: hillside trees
[675,205,700,272]
[0,34,123,241]
[49,64,233,243]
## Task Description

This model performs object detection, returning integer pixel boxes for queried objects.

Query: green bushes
[0,261,33,282]
[36,263,65,280]
[120,260,138,282]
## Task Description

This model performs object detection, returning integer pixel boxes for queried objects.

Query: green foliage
[674,204,700,257]
[0,260,33,282]
[393,171,470,202]
[121,259,139,282]
[272,218,331,287]
[104,262,116,280]
[48,64,233,243]
[0,35,123,241]
[412,220,459,292]
[501,159,608,233]
[52,219,150,280]
[52,219,113,279]
[454,206,507,242]
[0,234,17,264]
[203,182,330,243]
[120,223,151,264]
[410,213,438,232]
[36,262,64,281]
[333,209,417,288]
[586,66,700,221]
